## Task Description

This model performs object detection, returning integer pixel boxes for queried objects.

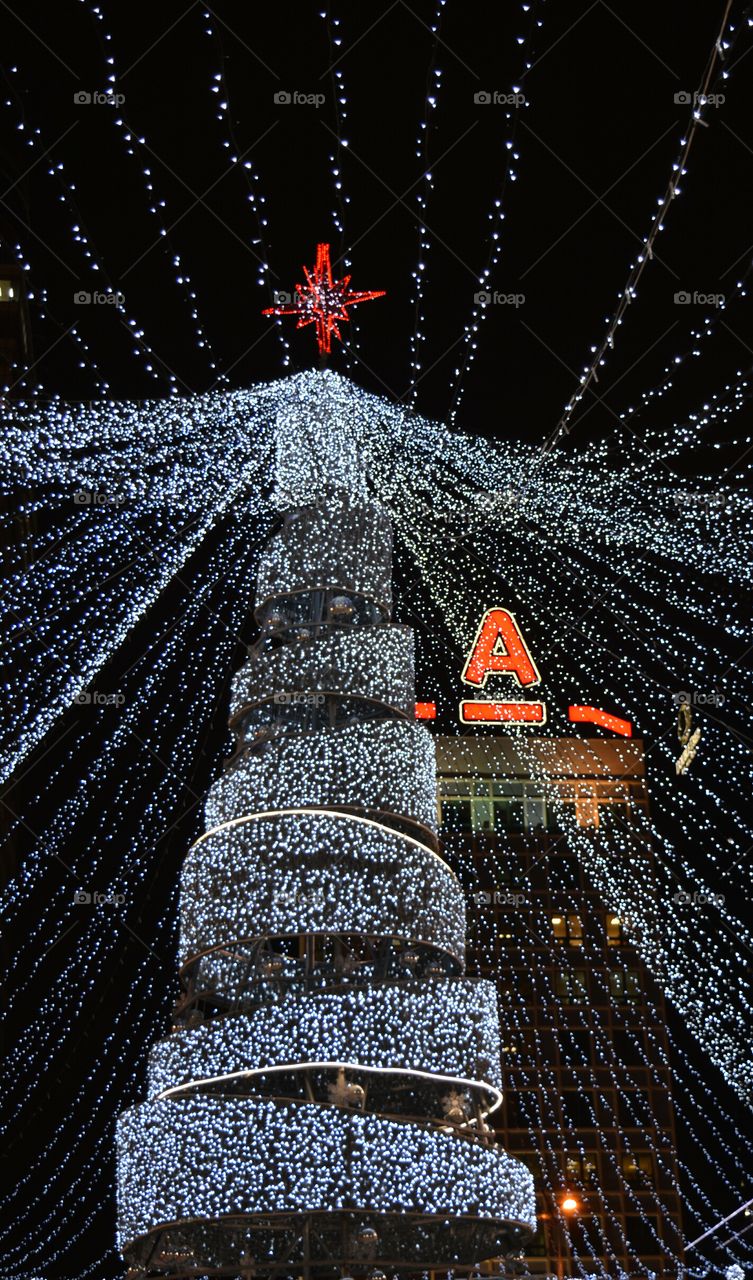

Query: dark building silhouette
[436,735,684,1280]
[0,261,31,393]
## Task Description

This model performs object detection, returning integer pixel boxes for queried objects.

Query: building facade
[436,736,684,1280]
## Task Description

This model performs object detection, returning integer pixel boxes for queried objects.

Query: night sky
[2,2,752,1276]
[1,0,751,450]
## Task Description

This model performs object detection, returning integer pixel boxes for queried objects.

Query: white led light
[179,810,465,968]
[230,624,416,719]
[147,978,504,1099]
[116,1096,536,1247]
[204,719,438,832]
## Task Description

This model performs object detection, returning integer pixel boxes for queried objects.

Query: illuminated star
[262,242,385,356]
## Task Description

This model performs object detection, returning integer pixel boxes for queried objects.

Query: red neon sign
[460,701,546,724]
[568,705,632,738]
[462,609,541,689]
[415,702,437,720]
[456,608,633,736]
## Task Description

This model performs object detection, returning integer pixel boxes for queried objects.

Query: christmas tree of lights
[115,400,536,1277]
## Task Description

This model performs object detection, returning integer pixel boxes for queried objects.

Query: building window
[622,1152,653,1183]
[566,1154,597,1182]
[574,792,599,827]
[610,1029,646,1066]
[526,797,547,830]
[438,779,550,833]
[555,970,589,1004]
[558,1028,593,1065]
[559,1088,596,1127]
[526,1223,548,1257]
[626,1213,662,1257]
[609,969,641,1002]
[505,1089,536,1127]
[552,913,583,947]
[0,279,16,301]
[439,797,472,832]
[606,913,627,946]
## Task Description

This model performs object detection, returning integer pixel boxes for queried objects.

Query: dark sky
[1,0,751,450]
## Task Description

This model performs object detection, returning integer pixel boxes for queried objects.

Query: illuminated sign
[414,702,437,720]
[460,701,546,724]
[460,607,544,725]
[568,705,632,738]
[676,728,701,774]
[461,609,541,688]
[451,608,634,736]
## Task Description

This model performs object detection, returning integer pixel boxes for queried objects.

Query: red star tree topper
[262,243,385,356]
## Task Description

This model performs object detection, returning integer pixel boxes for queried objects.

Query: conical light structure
[116,457,536,1277]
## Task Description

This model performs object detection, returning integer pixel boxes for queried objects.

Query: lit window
[0,279,16,301]
[438,778,550,833]
[552,913,583,947]
[525,797,547,830]
[622,1152,653,1182]
[566,1155,597,1181]
[606,913,626,947]
[609,969,641,1002]
[555,970,589,1004]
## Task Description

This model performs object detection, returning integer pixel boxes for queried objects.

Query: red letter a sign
[462,609,541,689]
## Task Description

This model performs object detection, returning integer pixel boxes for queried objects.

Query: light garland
[116,1095,536,1247]
[2,369,751,1277]
[77,0,227,387]
[256,499,393,612]
[179,810,465,968]
[204,719,438,831]
[111,478,536,1275]
[230,623,416,716]
[542,3,752,450]
[147,978,503,1099]
[447,0,546,422]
